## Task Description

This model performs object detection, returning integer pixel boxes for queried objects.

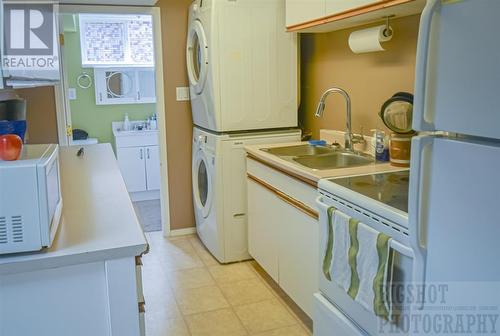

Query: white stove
[314,170,414,336]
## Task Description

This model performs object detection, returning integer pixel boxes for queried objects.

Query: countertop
[245,141,406,184]
[0,144,148,275]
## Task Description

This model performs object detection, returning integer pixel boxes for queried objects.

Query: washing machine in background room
[186,0,298,133]
[192,126,301,263]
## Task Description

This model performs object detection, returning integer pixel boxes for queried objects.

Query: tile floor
[142,231,312,336]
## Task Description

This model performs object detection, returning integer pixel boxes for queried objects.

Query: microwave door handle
[409,135,433,310]
[413,0,440,132]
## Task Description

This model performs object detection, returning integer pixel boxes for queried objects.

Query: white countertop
[0,144,148,275]
[245,141,406,184]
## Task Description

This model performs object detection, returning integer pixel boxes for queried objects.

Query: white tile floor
[142,232,312,336]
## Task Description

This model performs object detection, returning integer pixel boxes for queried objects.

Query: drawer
[313,293,364,336]
[115,133,158,148]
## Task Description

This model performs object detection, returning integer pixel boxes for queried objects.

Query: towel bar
[390,240,414,258]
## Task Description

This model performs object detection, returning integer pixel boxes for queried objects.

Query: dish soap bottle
[123,113,131,131]
[371,129,389,162]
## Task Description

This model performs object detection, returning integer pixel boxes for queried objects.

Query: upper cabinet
[286,0,325,27]
[325,0,380,15]
[286,0,426,33]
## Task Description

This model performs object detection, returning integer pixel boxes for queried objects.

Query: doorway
[55,5,171,235]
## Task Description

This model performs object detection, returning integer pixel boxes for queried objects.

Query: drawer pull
[247,173,318,220]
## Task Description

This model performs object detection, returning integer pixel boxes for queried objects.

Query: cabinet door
[286,0,325,27]
[117,147,147,193]
[145,145,160,191]
[136,68,156,103]
[277,197,318,318]
[325,0,380,16]
[247,178,280,282]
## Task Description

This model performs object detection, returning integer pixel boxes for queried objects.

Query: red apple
[0,134,23,161]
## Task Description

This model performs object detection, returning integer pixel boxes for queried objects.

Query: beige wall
[14,87,59,144]
[299,15,420,138]
[157,0,195,230]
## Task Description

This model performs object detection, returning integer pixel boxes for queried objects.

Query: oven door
[316,192,414,335]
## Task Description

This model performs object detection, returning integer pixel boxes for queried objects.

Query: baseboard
[130,190,160,202]
[169,227,197,237]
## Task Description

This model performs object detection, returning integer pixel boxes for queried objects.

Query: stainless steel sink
[293,152,375,170]
[260,144,377,170]
[261,145,335,157]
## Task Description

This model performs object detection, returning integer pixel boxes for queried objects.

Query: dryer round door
[192,149,213,218]
[186,20,208,95]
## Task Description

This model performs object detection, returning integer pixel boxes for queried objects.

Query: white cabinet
[145,145,161,191]
[247,157,319,317]
[285,0,425,32]
[325,0,381,15]
[113,124,160,200]
[278,203,318,317]
[117,145,160,193]
[0,257,145,336]
[286,0,325,27]
[247,179,280,282]
[117,147,147,192]
[95,68,156,105]
[286,0,380,27]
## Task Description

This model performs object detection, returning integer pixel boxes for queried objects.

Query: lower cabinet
[117,145,160,193]
[247,158,319,317]
[0,256,146,336]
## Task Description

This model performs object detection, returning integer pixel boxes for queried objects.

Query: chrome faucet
[315,87,364,152]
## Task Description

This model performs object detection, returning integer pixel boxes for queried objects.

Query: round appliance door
[192,149,213,218]
[186,20,208,95]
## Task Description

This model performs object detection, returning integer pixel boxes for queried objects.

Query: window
[79,14,154,67]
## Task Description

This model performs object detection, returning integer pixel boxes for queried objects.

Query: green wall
[63,18,156,145]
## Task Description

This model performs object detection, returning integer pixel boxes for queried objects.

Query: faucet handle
[352,127,366,145]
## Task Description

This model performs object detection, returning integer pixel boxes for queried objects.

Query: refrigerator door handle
[413,0,441,132]
[409,135,433,310]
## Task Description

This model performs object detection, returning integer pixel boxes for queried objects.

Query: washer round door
[186,20,208,95]
[192,149,213,218]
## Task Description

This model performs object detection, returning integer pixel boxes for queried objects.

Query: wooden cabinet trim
[286,0,415,32]
[247,173,319,220]
[246,153,318,188]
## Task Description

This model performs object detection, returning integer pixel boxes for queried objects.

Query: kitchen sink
[261,144,335,157]
[293,152,374,170]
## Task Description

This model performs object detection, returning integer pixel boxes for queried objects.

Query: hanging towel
[353,222,393,321]
[324,208,353,292]
[324,208,395,321]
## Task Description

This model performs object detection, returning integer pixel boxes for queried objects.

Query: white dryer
[192,126,301,263]
[187,0,298,133]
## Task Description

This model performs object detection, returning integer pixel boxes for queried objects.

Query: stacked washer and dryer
[187,0,300,263]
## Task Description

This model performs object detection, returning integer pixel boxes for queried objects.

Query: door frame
[54,5,171,236]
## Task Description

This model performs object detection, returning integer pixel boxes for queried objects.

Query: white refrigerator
[409,0,500,334]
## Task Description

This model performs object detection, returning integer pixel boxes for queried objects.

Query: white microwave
[0,144,62,254]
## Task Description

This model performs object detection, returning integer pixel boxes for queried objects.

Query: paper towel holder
[383,15,395,38]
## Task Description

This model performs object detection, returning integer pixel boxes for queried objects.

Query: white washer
[186,0,298,133]
[192,126,301,263]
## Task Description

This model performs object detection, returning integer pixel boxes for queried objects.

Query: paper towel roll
[348,25,393,54]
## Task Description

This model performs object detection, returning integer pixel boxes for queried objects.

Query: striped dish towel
[324,207,394,321]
